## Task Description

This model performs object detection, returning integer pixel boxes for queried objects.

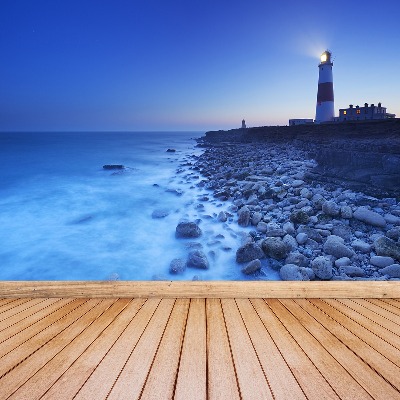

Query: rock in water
[187,250,209,269]
[236,242,264,263]
[166,148,176,152]
[103,164,124,170]
[241,259,262,275]
[353,207,386,228]
[169,258,186,274]
[151,209,170,219]
[373,237,400,261]
[175,222,202,238]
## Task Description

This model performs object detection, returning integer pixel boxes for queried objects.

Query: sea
[0,131,279,281]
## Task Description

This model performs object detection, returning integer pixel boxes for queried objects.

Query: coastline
[189,122,400,281]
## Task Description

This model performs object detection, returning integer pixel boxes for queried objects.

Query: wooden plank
[140,299,190,399]
[0,298,58,330]
[235,298,306,400]
[309,299,400,373]
[0,299,112,398]
[0,299,32,315]
[292,299,400,395]
[326,299,400,349]
[73,298,161,399]
[255,299,339,400]
[1,281,400,298]
[10,299,130,399]
[0,298,73,342]
[40,299,146,400]
[172,299,207,400]
[107,299,175,400]
[206,299,240,400]
[0,299,77,359]
[221,298,273,400]
[363,299,400,324]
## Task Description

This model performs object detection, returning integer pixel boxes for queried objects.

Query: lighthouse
[315,50,335,123]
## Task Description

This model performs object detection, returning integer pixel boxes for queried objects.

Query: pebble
[192,138,400,280]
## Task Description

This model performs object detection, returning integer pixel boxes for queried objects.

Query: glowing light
[320,53,327,62]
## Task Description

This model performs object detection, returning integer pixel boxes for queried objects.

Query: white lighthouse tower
[315,50,335,123]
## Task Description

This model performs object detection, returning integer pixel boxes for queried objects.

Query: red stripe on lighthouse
[317,82,334,102]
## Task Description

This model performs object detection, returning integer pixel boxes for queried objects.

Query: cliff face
[202,120,400,199]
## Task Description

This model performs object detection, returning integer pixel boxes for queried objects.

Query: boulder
[175,222,202,238]
[251,212,263,226]
[296,233,308,245]
[285,252,309,267]
[290,210,310,225]
[340,266,365,277]
[262,237,289,260]
[334,257,351,267]
[236,242,265,263]
[218,211,227,222]
[187,250,209,269]
[373,236,400,261]
[323,235,355,259]
[351,239,371,253]
[370,256,395,268]
[241,259,262,275]
[280,264,310,281]
[379,264,400,278]
[238,206,251,227]
[340,206,353,219]
[353,207,386,228]
[169,258,186,274]
[283,234,298,251]
[331,224,352,241]
[322,200,340,217]
[311,256,334,280]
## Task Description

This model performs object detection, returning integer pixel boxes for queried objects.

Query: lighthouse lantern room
[315,50,335,123]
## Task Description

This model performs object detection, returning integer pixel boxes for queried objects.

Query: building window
[356,109,361,114]
[343,110,347,115]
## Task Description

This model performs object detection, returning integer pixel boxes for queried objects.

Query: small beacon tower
[315,50,334,123]
[241,119,246,129]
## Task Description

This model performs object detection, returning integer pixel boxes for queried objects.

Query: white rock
[311,256,333,280]
[353,207,386,228]
[370,256,395,268]
[335,257,351,267]
[322,201,340,217]
[296,233,308,245]
[323,235,355,259]
[351,239,371,253]
[384,214,400,225]
[340,205,353,219]
[283,234,298,251]
[292,180,305,188]
[379,264,400,278]
[283,221,295,235]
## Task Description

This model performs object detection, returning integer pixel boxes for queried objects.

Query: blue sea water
[0,131,279,280]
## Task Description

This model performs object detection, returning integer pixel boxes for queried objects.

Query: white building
[338,103,396,122]
[315,50,335,123]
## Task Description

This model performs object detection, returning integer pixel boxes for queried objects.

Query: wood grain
[0,281,399,298]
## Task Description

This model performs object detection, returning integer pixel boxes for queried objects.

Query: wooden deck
[0,282,400,399]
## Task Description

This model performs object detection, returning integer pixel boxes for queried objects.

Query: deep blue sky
[1,0,399,131]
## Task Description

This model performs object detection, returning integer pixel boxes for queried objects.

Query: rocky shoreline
[180,122,400,281]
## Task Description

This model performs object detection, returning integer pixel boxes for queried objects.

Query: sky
[1,0,399,132]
